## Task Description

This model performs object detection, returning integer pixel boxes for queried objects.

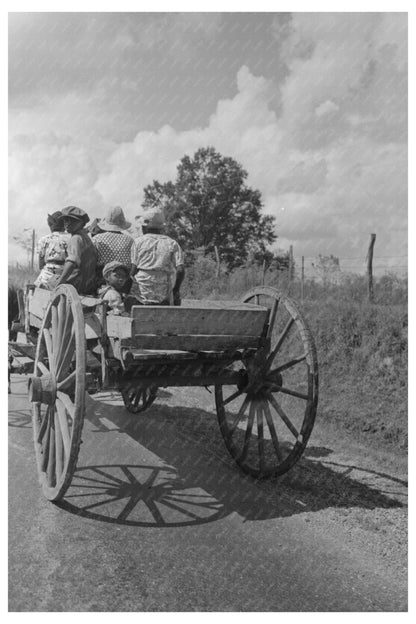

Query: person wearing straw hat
[34,211,70,290]
[130,207,185,306]
[93,206,133,265]
[56,206,97,294]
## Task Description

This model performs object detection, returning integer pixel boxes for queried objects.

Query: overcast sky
[8,11,408,273]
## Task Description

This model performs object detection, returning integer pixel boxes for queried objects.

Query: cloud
[9,14,407,272]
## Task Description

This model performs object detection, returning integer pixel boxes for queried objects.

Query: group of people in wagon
[34,205,185,314]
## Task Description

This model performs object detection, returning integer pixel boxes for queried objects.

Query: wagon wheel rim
[31,284,86,501]
[121,384,158,413]
[215,286,318,478]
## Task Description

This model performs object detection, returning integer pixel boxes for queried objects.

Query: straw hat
[99,206,131,232]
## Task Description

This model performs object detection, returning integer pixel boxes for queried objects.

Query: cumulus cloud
[9,13,407,272]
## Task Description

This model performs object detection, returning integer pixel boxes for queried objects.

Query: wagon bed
[11,283,318,501]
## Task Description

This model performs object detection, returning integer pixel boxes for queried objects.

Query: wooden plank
[130,306,269,337]
[106,315,134,339]
[119,334,262,351]
[84,312,102,340]
[180,299,265,309]
[121,349,199,361]
[29,313,42,329]
[8,342,37,360]
[28,288,51,320]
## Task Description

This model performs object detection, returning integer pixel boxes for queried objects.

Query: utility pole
[367,233,376,303]
[301,255,305,305]
[31,229,36,271]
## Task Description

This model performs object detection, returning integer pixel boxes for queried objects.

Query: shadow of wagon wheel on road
[56,395,405,527]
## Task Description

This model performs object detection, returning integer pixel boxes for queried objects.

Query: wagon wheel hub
[28,374,57,405]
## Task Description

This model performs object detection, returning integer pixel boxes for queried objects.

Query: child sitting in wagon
[98,261,131,315]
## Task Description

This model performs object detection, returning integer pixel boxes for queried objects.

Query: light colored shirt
[98,285,125,315]
[37,232,70,264]
[131,233,184,304]
[92,231,133,268]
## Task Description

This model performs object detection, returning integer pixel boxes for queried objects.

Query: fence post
[367,233,376,303]
[301,255,305,304]
[262,258,266,285]
[214,245,220,279]
[287,245,294,294]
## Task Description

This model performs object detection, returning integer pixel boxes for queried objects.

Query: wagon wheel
[30,284,86,501]
[121,384,158,413]
[215,286,318,478]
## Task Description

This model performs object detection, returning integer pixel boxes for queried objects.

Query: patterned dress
[130,233,184,304]
[92,231,133,268]
[34,232,70,289]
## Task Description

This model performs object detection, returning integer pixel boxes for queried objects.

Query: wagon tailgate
[107,304,269,352]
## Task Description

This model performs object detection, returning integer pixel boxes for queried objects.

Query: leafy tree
[312,254,341,286]
[251,249,292,272]
[142,147,276,269]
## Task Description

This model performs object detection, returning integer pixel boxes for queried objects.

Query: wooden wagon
[9,284,318,501]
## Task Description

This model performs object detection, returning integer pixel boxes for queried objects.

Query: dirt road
[8,374,407,611]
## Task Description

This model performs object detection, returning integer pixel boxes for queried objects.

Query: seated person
[98,261,130,315]
[130,208,185,306]
[34,211,70,290]
[92,206,133,291]
[55,206,97,295]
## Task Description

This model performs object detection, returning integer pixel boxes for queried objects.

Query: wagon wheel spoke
[51,304,59,369]
[272,354,307,373]
[55,400,71,456]
[227,395,250,438]
[54,409,64,480]
[46,418,56,486]
[121,384,158,413]
[42,328,54,371]
[57,370,77,392]
[133,389,143,407]
[262,399,283,463]
[40,409,53,473]
[56,391,75,420]
[222,388,243,406]
[37,405,52,444]
[267,393,300,440]
[238,400,256,463]
[55,302,73,367]
[274,386,309,401]
[266,317,295,367]
[56,328,76,380]
[266,299,279,339]
[37,361,49,376]
[256,402,265,473]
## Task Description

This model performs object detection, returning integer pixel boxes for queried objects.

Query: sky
[8,10,408,274]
